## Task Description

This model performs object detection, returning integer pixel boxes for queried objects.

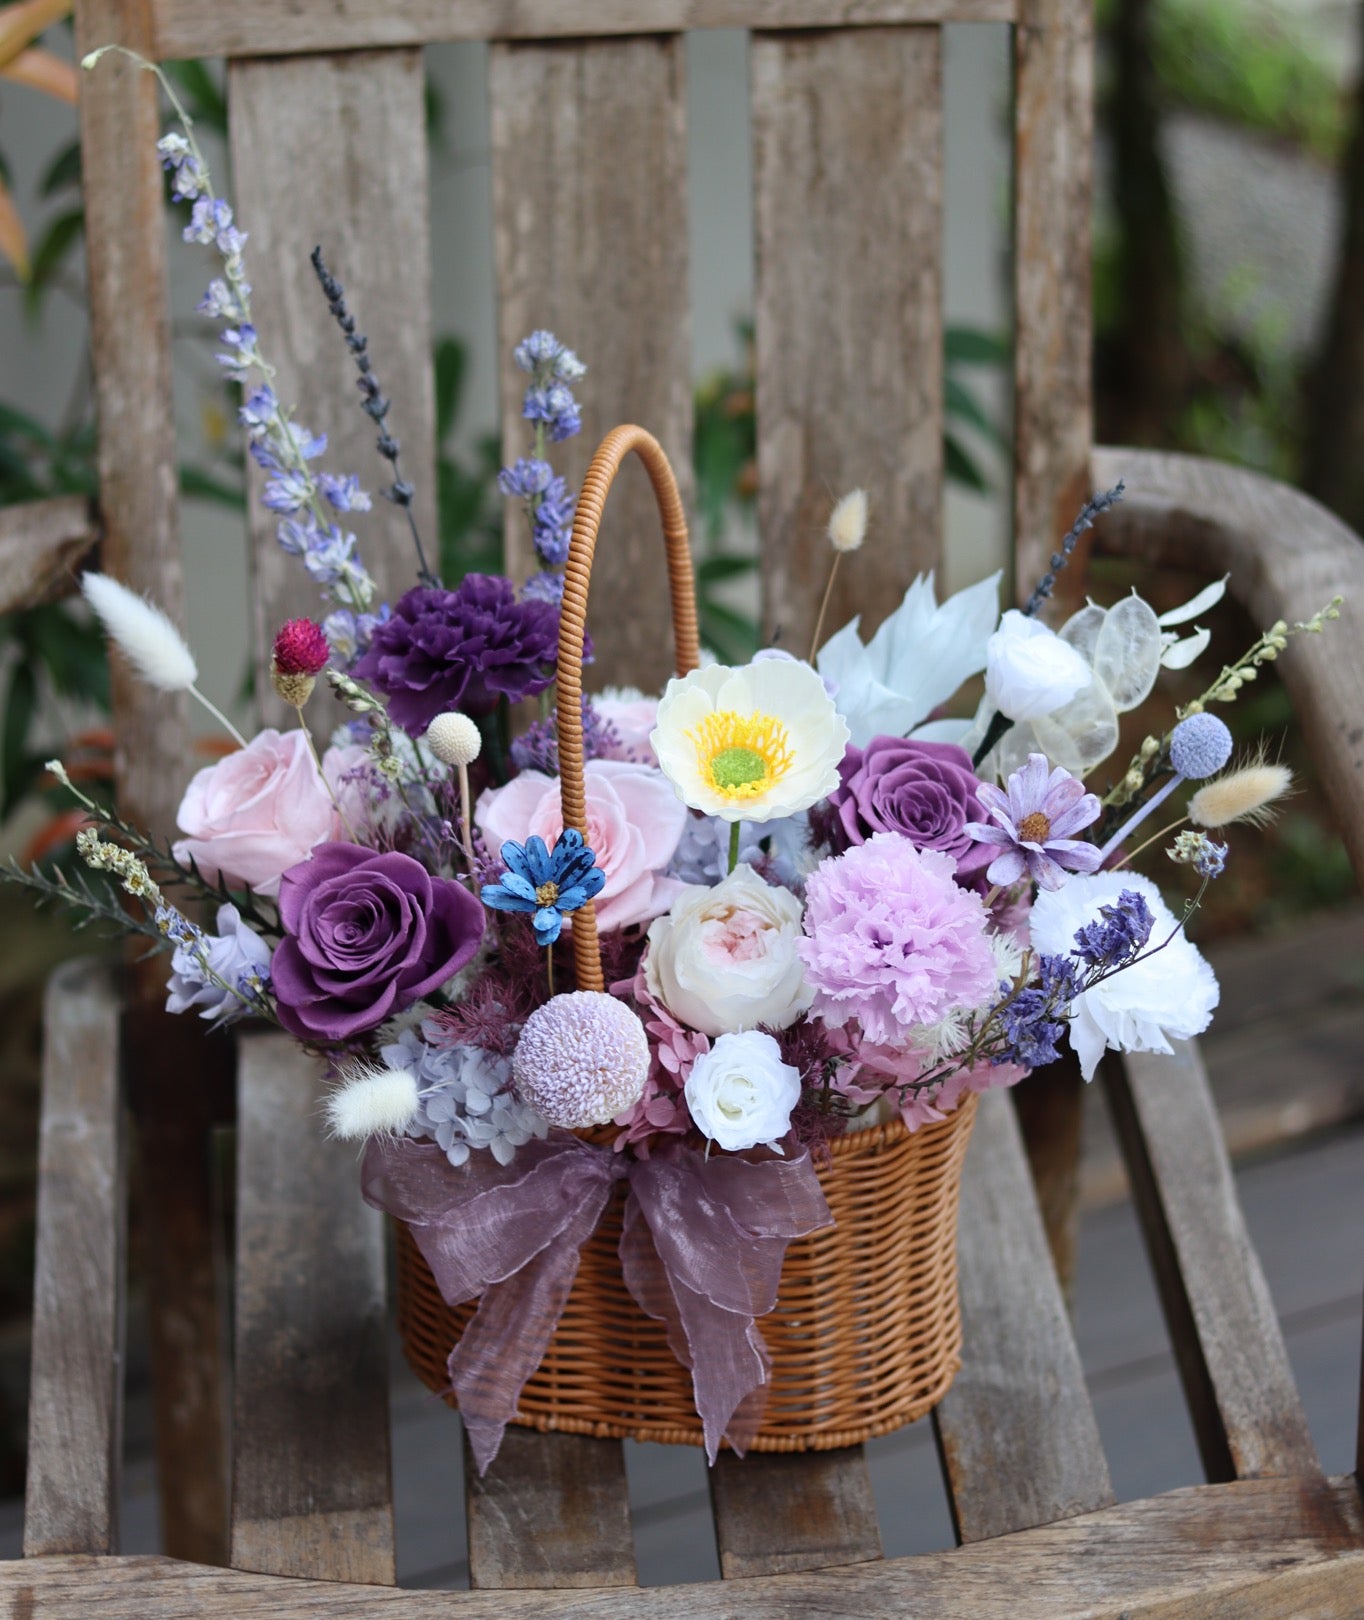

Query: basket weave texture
[395,1094,978,1450]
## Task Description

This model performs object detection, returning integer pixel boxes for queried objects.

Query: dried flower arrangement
[10,48,1342,1470]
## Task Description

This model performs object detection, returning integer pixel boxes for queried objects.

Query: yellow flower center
[535,880,560,906]
[688,709,794,801]
[1018,810,1052,844]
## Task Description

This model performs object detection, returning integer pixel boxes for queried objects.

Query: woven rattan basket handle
[555,425,699,991]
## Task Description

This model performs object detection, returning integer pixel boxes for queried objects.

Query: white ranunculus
[817,570,1001,748]
[1029,871,1220,1081]
[684,1029,802,1152]
[645,864,811,1037]
[985,610,1093,722]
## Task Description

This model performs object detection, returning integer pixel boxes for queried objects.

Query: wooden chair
[6,1,1364,1612]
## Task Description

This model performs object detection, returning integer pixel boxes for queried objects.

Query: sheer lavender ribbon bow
[361,1132,831,1473]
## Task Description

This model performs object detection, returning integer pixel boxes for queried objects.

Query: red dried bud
[272,617,330,677]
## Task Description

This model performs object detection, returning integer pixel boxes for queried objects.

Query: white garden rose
[683,1030,801,1153]
[985,610,1093,722]
[645,864,812,1037]
[1029,870,1220,1081]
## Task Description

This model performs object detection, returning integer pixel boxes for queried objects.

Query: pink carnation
[594,692,659,765]
[475,758,685,934]
[797,833,996,1047]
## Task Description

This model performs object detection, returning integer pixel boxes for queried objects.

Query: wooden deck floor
[2,907,1362,1583]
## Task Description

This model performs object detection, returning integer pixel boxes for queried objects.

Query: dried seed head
[827,489,868,553]
[1188,761,1293,829]
[426,711,482,768]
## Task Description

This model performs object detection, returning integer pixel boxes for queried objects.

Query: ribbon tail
[452,1176,615,1476]
[620,1191,772,1464]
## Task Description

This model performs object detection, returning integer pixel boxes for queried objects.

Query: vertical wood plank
[933,1089,1114,1541]
[23,962,124,1558]
[75,0,191,835]
[231,1035,395,1584]
[76,3,232,1566]
[229,49,437,727]
[752,27,942,656]
[465,1427,636,1589]
[1103,1043,1321,1483]
[1012,1053,1084,1294]
[489,36,693,692]
[709,1448,882,1578]
[1012,0,1095,606]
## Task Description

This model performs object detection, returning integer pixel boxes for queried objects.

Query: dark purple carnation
[827,736,993,881]
[270,842,484,1042]
[352,574,560,732]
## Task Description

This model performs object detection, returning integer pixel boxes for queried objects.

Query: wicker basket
[393,425,980,1449]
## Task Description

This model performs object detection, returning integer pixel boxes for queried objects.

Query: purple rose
[271,843,485,1042]
[352,575,560,734]
[827,736,993,881]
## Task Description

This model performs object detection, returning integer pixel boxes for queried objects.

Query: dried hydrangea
[385,1024,548,1167]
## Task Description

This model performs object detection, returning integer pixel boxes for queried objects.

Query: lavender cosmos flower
[351,575,560,732]
[965,753,1103,891]
[482,828,606,946]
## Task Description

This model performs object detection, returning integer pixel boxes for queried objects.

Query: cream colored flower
[650,658,848,823]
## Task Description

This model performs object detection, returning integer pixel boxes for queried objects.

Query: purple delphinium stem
[310,246,439,590]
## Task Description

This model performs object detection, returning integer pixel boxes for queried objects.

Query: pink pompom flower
[272,616,331,677]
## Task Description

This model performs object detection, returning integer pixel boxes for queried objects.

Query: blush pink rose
[173,728,359,897]
[476,758,686,933]
[594,691,660,764]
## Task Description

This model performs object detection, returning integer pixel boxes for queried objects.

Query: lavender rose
[352,574,560,734]
[271,843,484,1042]
[826,736,993,881]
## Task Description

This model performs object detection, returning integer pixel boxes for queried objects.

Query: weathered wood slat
[231,1034,394,1584]
[0,495,99,612]
[23,961,124,1558]
[1091,445,1364,880]
[149,1,1018,61]
[10,1476,1364,1616]
[1103,1043,1321,1483]
[709,1448,882,1578]
[465,1427,636,1589]
[752,26,943,656]
[1012,1053,1085,1292]
[488,36,692,691]
[229,48,436,727]
[75,0,190,839]
[1013,0,1095,606]
[933,1088,1114,1541]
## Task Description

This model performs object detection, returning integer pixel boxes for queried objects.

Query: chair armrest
[0,496,100,613]
[1091,447,1364,881]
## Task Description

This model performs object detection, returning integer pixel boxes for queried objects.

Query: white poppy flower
[684,1029,802,1153]
[1029,870,1219,1081]
[651,657,848,823]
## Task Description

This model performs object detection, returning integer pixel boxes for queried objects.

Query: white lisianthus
[645,864,811,1037]
[817,570,1001,748]
[1029,871,1219,1082]
[985,610,1093,722]
[651,657,848,823]
[684,1029,802,1153]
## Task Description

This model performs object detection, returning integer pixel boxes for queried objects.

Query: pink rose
[595,692,660,764]
[476,758,686,933]
[173,728,357,897]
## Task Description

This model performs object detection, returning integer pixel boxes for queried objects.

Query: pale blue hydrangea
[385,1026,549,1167]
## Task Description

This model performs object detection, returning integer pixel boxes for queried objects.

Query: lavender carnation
[352,575,560,732]
[797,833,997,1047]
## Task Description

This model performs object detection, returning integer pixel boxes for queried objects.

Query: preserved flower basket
[392,426,979,1449]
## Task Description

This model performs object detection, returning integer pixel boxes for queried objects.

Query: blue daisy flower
[480,828,606,946]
